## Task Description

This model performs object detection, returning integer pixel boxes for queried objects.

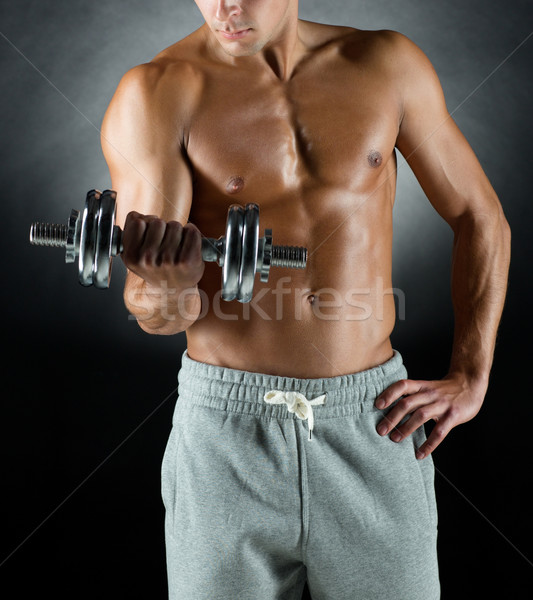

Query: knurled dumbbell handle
[30,222,227,263]
[29,223,307,270]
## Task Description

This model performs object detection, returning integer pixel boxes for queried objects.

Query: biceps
[397,116,498,224]
[100,104,194,227]
[99,67,194,227]
[103,145,194,228]
[394,47,499,225]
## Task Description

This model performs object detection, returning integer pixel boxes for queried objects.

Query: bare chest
[185,59,401,205]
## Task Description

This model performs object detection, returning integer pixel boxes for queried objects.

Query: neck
[262,18,305,80]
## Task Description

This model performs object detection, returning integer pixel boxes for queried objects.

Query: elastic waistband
[176,350,407,421]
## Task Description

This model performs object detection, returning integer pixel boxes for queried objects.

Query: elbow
[124,298,189,336]
[491,203,511,262]
[123,280,201,336]
[501,215,512,267]
[135,317,188,336]
[500,211,511,251]
[453,194,510,239]
[453,201,511,264]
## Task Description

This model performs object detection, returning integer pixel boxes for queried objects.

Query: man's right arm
[100,62,204,335]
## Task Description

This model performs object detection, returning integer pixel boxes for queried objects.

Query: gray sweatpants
[161,350,440,600]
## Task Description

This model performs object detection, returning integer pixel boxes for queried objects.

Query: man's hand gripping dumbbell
[29,189,308,303]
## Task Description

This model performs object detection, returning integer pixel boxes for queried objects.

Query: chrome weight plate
[222,205,245,301]
[237,204,259,303]
[78,190,101,286]
[93,190,117,289]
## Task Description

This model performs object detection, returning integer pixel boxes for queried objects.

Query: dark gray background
[1,0,532,597]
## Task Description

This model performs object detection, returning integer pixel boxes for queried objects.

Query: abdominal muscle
[183,181,398,377]
[185,255,397,378]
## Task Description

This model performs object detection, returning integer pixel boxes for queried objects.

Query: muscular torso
[152,22,403,377]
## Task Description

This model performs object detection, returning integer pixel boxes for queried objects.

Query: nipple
[368,150,383,168]
[226,176,245,194]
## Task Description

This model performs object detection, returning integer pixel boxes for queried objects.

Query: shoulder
[112,59,201,117]
[332,27,433,71]
[105,30,206,130]
[300,22,435,75]
[333,28,441,102]
[373,29,438,78]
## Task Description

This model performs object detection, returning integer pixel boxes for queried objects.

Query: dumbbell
[29,189,308,303]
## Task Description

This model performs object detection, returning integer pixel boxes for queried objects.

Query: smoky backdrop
[1,1,531,597]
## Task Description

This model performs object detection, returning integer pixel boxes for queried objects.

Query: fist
[121,211,205,290]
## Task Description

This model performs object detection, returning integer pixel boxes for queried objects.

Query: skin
[100,0,511,460]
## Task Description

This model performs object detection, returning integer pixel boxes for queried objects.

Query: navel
[307,294,316,305]
[226,176,245,194]
[368,150,383,168]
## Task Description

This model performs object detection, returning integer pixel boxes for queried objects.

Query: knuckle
[176,253,191,268]
[124,216,144,238]
[140,249,157,266]
[398,395,415,412]
[122,238,143,265]
[169,222,184,245]
[125,210,141,225]
[400,378,420,397]
[416,406,431,422]
[399,379,410,393]
[381,412,395,426]
[182,231,202,257]
[178,226,192,244]
[166,219,183,232]
[160,249,175,265]
[184,223,200,241]
[150,218,166,232]
[447,405,462,422]
[184,221,200,234]
[432,426,446,440]
[426,387,440,401]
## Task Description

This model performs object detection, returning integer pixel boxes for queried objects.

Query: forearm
[448,207,511,386]
[124,272,202,335]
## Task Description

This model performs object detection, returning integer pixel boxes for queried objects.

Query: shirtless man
[100,1,511,598]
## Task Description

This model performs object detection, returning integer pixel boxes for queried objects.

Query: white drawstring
[263,390,327,441]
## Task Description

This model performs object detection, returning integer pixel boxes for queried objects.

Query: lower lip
[220,29,251,40]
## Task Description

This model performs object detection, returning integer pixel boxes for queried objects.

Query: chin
[219,37,266,58]
[224,46,261,57]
